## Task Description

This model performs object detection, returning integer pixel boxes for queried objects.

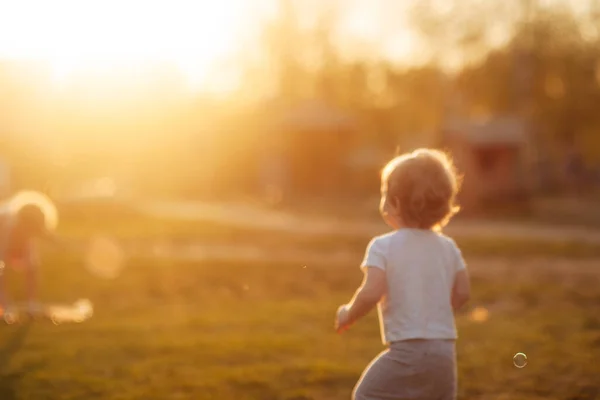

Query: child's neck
[395,222,433,232]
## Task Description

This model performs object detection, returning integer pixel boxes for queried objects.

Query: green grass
[1,209,599,399]
[1,240,599,399]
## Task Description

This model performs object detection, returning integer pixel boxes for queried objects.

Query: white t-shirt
[361,228,466,345]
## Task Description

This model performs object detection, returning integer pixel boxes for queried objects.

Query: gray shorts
[353,339,457,400]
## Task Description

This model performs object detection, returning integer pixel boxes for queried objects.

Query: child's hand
[335,304,351,334]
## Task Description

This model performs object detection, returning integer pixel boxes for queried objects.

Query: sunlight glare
[1,0,248,91]
[51,58,78,85]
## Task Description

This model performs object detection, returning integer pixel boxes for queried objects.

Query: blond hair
[381,148,461,230]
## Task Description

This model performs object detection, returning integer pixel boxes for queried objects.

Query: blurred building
[262,99,361,198]
[441,116,532,212]
[345,145,390,195]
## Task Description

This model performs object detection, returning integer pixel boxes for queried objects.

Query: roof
[346,146,389,168]
[443,116,528,146]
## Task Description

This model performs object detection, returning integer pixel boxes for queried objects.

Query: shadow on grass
[0,320,33,400]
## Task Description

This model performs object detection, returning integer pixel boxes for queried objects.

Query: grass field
[1,211,599,399]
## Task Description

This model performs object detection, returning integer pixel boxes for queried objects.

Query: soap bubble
[85,235,126,279]
[513,352,528,368]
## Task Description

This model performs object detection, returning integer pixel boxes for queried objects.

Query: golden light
[335,0,415,65]
[0,0,250,92]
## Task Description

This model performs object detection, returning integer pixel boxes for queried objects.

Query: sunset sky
[0,0,418,91]
[0,0,594,93]
[0,0,596,156]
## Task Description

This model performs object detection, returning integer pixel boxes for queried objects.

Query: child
[335,148,471,400]
[0,202,58,316]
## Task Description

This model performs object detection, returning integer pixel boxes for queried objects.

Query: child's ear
[392,195,401,212]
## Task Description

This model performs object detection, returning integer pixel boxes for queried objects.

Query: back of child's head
[382,148,461,230]
[15,203,47,236]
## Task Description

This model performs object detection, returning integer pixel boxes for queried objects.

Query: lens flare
[7,191,59,231]
[85,235,126,279]
[468,306,489,322]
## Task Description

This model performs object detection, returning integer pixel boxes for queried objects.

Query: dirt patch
[138,200,600,244]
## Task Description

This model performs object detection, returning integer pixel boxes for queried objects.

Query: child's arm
[0,260,7,309]
[450,243,470,311]
[451,269,471,311]
[336,267,386,333]
[0,229,9,309]
[25,248,40,308]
